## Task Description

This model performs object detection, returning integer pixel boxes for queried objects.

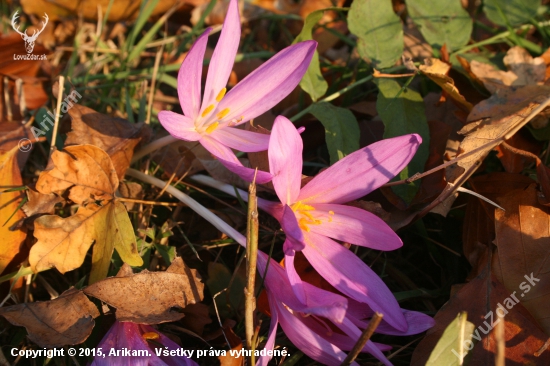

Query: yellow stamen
[329,210,335,215]
[142,332,159,340]
[298,219,311,232]
[201,104,215,117]
[328,216,332,222]
[216,88,227,102]
[205,121,219,134]
[216,108,230,119]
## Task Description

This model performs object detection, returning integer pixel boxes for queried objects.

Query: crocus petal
[302,231,407,331]
[257,252,347,323]
[308,204,402,251]
[92,322,198,366]
[362,310,435,336]
[256,308,279,366]
[178,29,211,121]
[209,127,270,152]
[298,134,421,204]
[158,111,201,141]
[269,116,302,205]
[271,295,356,366]
[216,41,317,125]
[314,316,392,366]
[200,0,240,113]
[281,205,305,252]
[284,251,307,304]
[200,135,272,183]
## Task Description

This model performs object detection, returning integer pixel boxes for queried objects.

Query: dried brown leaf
[412,267,550,365]
[22,186,64,217]
[84,258,204,324]
[493,184,550,334]
[419,58,473,111]
[65,105,150,180]
[36,144,118,205]
[32,145,142,282]
[470,47,545,93]
[0,288,99,347]
[450,85,550,185]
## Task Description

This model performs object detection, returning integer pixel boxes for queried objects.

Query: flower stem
[340,312,384,366]
[245,175,259,365]
[125,168,246,246]
[131,135,178,163]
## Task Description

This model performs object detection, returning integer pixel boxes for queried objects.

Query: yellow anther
[216,88,227,102]
[329,210,335,215]
[216,108,230,119]
[328,216,332,222]
[302,211,315,221]
[201,104,215,117]
[298,219,311,232]
[205,121,220,134]
[291,201,315,212]
[142,332,159,340]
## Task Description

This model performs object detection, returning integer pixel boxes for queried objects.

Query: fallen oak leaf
[31,145,142,283]
[84,258,204,324]
[0,288,99,347]
[65,105,151,180]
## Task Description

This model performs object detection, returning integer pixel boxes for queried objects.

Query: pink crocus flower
[256,251,434,366]
[91,321,198,366]
[158,0,316,183]
[257,116,422,333]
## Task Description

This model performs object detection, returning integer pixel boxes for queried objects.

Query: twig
[245,172,259,364]
[340,312,383,366]
[50,76,65,157]
[494,315,505,366]
[117,197,184,207]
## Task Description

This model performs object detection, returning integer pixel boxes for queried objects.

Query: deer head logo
[11,11,48,54]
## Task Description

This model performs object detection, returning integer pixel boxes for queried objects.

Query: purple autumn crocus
[257,116,422,333]
[158,0,316,183]
[91,321,198,366]
[256,251,434,366]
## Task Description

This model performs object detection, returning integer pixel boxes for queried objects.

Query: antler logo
[11,11,48,54]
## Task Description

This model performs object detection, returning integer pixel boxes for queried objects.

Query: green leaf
[375,78,430,202]
[426,312,475,366]
[309,102,360,165]
[483,0,540,26]
[406,0,473,51]
[293,10,329,101]
[154,243,176,265]
[348,0,403,69]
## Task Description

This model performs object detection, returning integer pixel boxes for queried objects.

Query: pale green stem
[126,169,246,246]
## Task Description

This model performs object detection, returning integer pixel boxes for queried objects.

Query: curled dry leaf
[419,58,473,111]
[0,288,99,348]
[31,145,142,283]
[450,85,550,185]
[83,258,204,324]
[470,46,545,93]
[66,105,150,180]
[0,145,26,274]
[22,186,64,217]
